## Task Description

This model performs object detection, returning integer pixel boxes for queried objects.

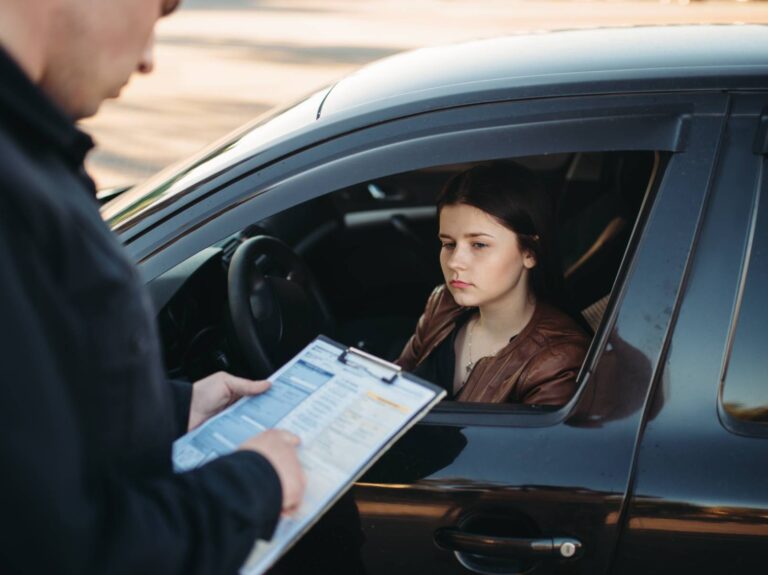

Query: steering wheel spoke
[228,235,334,378]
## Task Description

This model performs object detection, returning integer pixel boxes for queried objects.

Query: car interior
[152,150,663,401]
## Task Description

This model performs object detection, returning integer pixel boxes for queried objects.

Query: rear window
[721,159,768,425]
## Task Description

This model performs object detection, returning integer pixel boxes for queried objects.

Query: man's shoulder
[0,126,86,227]
[1,135,91,280]
[0,125,32,171]
[0,127,56,201]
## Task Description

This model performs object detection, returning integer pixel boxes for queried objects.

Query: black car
[103,25,768,574]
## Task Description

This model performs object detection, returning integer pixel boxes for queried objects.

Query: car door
[128,90,728,575]
[610,93,768,573]
[238,93,726,575]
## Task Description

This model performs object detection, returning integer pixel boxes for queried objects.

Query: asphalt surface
[80,0,768,189]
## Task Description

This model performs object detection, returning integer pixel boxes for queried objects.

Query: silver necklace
[465,317,477,378]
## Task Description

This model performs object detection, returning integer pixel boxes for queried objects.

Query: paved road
[81,0,768,189]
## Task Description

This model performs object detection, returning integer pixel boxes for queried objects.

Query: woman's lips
[450,280,472,289]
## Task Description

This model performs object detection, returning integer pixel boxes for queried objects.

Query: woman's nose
[446,246,468,270]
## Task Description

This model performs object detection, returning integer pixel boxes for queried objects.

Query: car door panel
[611,93,768,574]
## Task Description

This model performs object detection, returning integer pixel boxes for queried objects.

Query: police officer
[0,1,304,573]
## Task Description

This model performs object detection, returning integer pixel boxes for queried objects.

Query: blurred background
[81,0,768,190]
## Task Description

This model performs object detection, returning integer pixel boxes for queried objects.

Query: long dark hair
[437,162,565,308]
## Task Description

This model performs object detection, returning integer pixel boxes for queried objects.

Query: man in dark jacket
[0,1,305,573]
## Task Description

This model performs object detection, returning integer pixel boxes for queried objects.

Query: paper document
[173,336,445,574]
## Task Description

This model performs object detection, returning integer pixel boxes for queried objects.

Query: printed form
[172,337,444,574]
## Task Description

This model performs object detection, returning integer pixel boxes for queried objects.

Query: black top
[413,310,477,399]
[0,48,281,575]
[413,309,521,400]
[412,311,463,399]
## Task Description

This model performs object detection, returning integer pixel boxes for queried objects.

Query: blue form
[186,359,334,457]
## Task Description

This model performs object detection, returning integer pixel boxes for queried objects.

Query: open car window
[153,149,665,412]
[141,91,710,417]
[295,151,664,401]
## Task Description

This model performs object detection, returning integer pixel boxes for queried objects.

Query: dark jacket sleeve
[0,210,281,575]
[168,378,194,437]
[397,285,450,371]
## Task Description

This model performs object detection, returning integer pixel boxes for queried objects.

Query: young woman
[397,163,589,406]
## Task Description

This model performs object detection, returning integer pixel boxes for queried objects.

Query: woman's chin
[449,290,479,308]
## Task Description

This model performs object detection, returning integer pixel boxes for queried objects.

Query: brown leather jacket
[397,286,590,405]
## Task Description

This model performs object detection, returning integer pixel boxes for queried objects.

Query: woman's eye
[441,243,455,250]
[472,242,488,249]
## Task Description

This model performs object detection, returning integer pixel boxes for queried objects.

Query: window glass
[722,163,768,424]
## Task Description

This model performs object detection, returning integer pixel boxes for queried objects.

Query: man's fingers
[239,430,305,513]
[281,470,306,514]
[279,430,300,446]
[226,376,271,397]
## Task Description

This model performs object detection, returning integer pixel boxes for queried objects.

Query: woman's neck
[476,287,537,339]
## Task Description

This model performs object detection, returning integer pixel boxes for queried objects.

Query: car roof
[106,24,768,235]
[319,25,768,118]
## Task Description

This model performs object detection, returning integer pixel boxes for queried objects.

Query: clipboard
[172,335,446,574]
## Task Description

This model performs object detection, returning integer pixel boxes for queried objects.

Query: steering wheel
[228,235,335,378]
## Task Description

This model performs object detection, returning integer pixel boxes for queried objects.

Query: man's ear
[162,0,182,17]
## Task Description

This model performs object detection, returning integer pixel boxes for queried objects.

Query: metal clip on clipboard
[338,347,402,384]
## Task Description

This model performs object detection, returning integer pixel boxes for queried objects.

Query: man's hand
[189,373,306,513]
[188,371,271,431]
[240,430,306,514]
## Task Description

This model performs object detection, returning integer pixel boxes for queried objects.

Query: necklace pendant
[465,361,474,374]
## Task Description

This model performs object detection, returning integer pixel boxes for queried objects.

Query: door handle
[434,527,582,560]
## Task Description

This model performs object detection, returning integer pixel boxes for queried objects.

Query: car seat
[558,151,659,331]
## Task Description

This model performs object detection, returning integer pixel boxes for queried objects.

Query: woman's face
[439,203,536,308]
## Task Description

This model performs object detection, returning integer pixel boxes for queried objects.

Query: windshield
[102,88,329,230]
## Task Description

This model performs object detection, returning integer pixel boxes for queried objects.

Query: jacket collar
[0,47,94,167]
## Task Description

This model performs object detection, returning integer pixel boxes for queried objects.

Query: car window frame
[133,91,727,427]
[718,146,768,437]
[131,93,697,273]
